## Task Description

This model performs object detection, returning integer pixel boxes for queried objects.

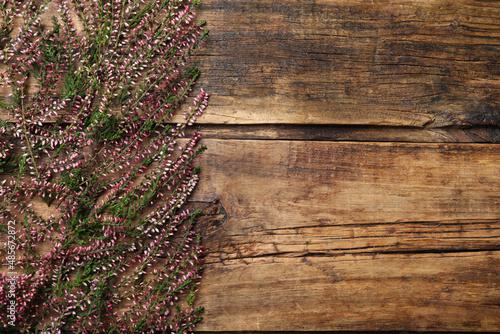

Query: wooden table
[2,0,499,332]
[187,0,500,331]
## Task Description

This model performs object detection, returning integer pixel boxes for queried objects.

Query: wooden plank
[197,332,492,334]
[196,253,499,331]
[197,332,491,334]
[2,0,499,128]
[188,139,500,331]
[194,125,500,143]
[1,139,498,330]
[191,0,500,126]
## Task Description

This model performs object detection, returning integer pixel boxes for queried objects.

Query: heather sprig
[0,0,208,333]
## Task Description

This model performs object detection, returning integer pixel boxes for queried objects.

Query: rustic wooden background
[188,0,500,331]
[2,0,499,332]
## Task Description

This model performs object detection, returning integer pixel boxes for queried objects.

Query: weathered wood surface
[2,0,500,128]
[2,0,500,332]
[195,124,500,143]
[8,139,499,331]
[6,139,499,331]
[190,139,500,331]
[192,0,500,126]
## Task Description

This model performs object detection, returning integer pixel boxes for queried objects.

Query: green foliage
[0,0,209,332]
[0,153,20,174]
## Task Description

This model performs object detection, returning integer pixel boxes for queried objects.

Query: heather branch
[19,101,41,178]
[0,0,208,332]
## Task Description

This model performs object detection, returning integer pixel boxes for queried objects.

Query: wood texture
[189,139,500,331]
[2,0,500,332]
[2,0,500,127]
[192,0,500,126]
[195,125,500,143]
[5,139,498,331]
[0,0,500,127]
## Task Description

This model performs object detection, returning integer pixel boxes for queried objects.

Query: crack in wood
[206,248,500,265]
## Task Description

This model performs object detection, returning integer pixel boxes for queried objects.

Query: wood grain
[2,0,500,127]
[196,252,499,331]
[194,125,500,143]
[189,139,500,331]
[1,139,498,331]
[2,0,500,331]
[192,0,500,126]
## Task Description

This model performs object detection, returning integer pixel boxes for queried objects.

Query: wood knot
[192,199,228,241]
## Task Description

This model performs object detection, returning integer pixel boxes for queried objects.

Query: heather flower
[0,0,208,332]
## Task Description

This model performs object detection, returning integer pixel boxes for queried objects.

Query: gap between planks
[188,124,500,143]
